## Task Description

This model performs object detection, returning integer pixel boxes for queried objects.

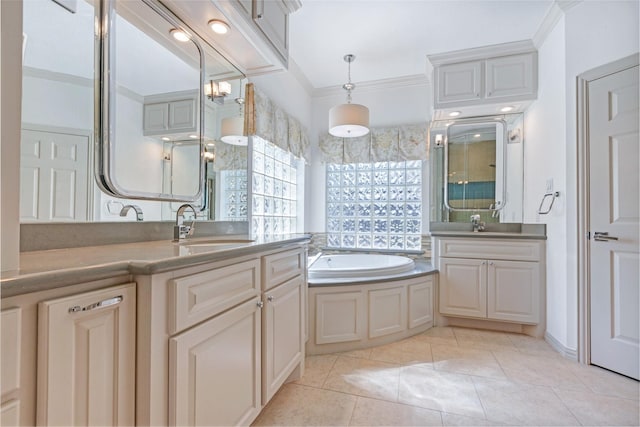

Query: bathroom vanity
[0,235,309,426]
[431,229,546,337]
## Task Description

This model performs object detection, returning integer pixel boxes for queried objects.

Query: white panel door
[37,284,136,426]
[20,129,88,221]
[262,275,303,404]
[170,297,262,426]
[438,257,487,318]
[588,64,639,380]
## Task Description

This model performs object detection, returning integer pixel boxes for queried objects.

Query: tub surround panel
[20,221,249,252]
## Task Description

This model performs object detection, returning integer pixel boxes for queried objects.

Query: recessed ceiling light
[474,134,481,138]
[161,137,171,141]
[449,111,461,117]
[170,29,191,42]
[189,134,199,139]
[500,106,515,112]
[206,142,215,147]
[208,19,230,35]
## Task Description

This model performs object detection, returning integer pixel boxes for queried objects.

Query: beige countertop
[429,231,546,240]
[1,234,310,297]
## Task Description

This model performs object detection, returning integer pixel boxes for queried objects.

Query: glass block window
[219,169,248,220]
[251,136,299,237]
[326,161,422,250]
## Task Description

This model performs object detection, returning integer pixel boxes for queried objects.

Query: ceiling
[289,0,553,90]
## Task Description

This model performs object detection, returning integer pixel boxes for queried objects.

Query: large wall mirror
[430,114,524,224]
[21,0,247,223]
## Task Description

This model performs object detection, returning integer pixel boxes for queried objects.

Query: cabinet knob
[267,296,274,302]
[489,261,494,266]
[257,301,264,308]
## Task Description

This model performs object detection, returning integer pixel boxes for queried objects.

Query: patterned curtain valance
[318,123,429,164]
[244,83,310,163]
[213,143,247,172]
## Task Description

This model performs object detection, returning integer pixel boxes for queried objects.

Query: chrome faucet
[470,214,485,232]
[119,204,144,221]
[174,204,197,241]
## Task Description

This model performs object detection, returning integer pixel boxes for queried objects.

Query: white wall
[524,17,568,347]
[307,81,431,232]
[525,0,639,352]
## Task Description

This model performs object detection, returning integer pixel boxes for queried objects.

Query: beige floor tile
[493,349,589,391]
[412,327,459,346]
[398,366,485,419]
[252,383,356,426]
[339,347,373,360]
[441,412,510,426]
[453,328,518,351]
[507,333,563,358]
[349,397,443,426]
[472,376,581,426]
[323,356,401,402]
[555,388,640,426]
[294,354,338,388]
[369,340,434,367]
[568,363,640,400]
[431,344,506,379]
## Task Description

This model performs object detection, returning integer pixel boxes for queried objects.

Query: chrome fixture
[328,54,370,138]
[174,204,197,241]
[205,80,231,105]
[119,204,144,221]
[470,214,485,232]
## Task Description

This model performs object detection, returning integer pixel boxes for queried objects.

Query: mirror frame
[443,117,508,213]
[95,0,206,202]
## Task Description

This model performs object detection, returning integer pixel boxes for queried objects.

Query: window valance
[244,83,310,162]
[319,123,429,164]
[213,143,247,172]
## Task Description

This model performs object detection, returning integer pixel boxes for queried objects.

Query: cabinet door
[408,278,434,329]
[143,103,168,133]
[485,53,536,100]
[37,283,136,426]
[262,275,303,404]
[315,291,365,344]
[253,0,289,61]
[168,99,196,131]
[438,258,487,318]
[487,260,540,323]
[369,286,407,338]
[170,297,261,426]
[435,61,483,105]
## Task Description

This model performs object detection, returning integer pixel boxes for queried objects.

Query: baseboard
[544,331,578,361]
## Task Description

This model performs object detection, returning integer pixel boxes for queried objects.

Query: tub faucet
[120,204,143,221]
[471,214,485,232]
[174,204,197,241]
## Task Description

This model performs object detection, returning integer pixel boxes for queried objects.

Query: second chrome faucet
[174,204,197,241]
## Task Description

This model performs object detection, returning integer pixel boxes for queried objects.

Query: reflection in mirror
[20,0,247,223]
[430,114,524,224]
[98,0,204,201]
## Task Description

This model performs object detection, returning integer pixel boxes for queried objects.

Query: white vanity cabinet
[429,40,538,116]
[144,98,197,136]
[434,236,544,327]
[261,248,305,404]
[36,283,136,426]
[1,308,22,427]
[167,258,262,426]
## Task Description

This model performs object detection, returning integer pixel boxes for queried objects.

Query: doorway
[578,54,639,380]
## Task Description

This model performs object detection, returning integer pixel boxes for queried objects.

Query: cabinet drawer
[438,238,542,262]
[262,248,304,291]
[169,259,261,334]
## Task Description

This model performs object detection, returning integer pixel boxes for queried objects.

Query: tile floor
[253,327,640,426]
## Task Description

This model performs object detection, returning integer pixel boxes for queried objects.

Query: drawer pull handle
[267,296,274,302]
[69,296,123,313]
[257,301,264,308]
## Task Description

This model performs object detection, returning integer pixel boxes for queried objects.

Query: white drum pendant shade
[220,116,247,146]
[328,103,370,137]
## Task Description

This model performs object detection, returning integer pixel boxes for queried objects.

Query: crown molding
[312,74,429,99]
[533,0,583,48]
[427,40,535,66]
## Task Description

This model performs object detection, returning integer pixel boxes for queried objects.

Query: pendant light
[221,98,247,146]
[329,54,370,138]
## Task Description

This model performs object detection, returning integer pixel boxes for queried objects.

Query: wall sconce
[204,80,231,105]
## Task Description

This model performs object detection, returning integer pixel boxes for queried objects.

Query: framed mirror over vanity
[20,0,248,224]
[429,113,524,226]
